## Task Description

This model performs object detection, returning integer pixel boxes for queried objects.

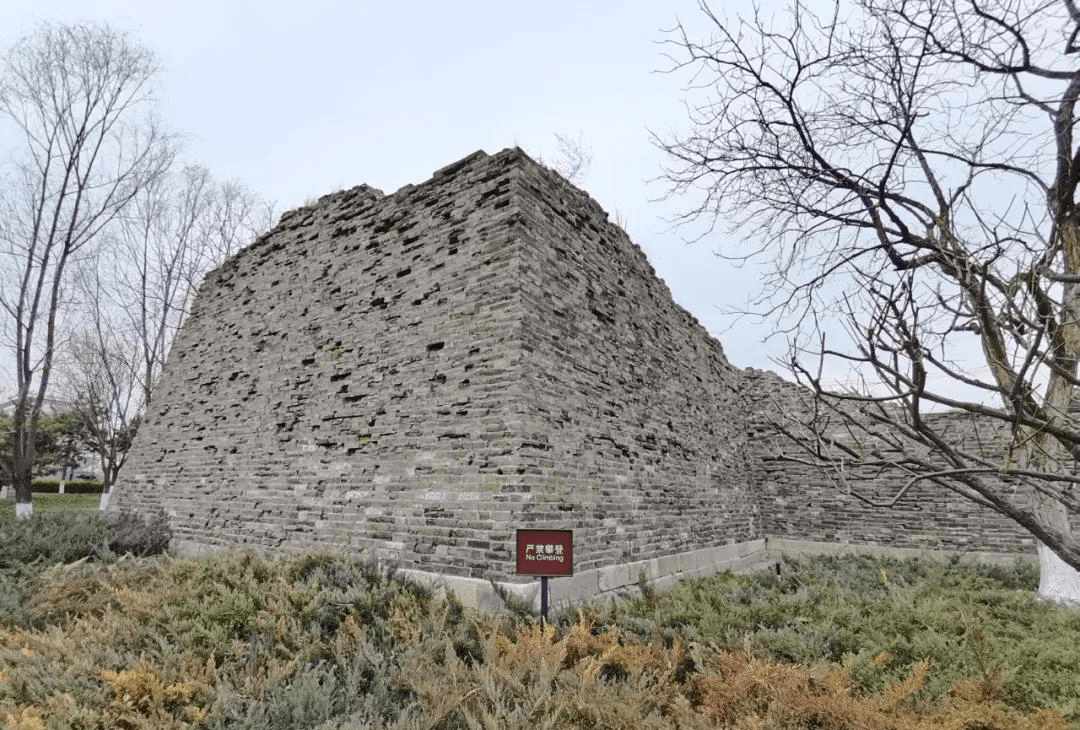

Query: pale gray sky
[0,0,791,390]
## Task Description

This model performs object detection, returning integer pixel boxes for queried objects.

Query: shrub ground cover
[601,555,1080,723]
[0,515,1076,730]
[0,508,171,628]
[28,479,104,494]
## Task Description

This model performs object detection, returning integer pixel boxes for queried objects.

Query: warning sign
[516,529,573,576]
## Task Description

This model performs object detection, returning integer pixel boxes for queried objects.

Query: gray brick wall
[740,368,1039,555]
[510,161,761,571]
[112,147,1040,587]
[113,148,763,581]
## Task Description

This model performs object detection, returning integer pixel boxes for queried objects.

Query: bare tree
[60,271,142,504]
[533,132,593,184]
[99,165,272,408]
[552,132,593,184]
[0,22,176,518]
[660,0,1080,603]
[62,166,271,505]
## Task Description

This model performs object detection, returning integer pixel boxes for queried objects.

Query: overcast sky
[0,0,794,390]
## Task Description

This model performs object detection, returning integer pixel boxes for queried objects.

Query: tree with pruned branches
[660,0,1080,603]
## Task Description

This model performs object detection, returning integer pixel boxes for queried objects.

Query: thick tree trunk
[1038,543,1080,605]
[1035,498,1080,604]
[98,457,119,510]
[13,477,33,519]
[10,405,35,519]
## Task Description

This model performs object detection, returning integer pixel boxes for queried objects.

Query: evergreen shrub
[105,508,171,556]
[0,510,110,571]
[0,551,1077,729]
[30,478,104,494]
[0,510,111,628]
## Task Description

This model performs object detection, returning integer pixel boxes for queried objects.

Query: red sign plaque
[516,529,573,576]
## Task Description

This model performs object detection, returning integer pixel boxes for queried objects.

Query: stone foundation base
[172,536,1036,611]
[399,538,1035,611]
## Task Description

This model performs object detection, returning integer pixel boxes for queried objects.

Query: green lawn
[0,492,101,513]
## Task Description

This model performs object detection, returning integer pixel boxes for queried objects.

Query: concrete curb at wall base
[168,536,1037,612]
[396,538,1038,610]
[335,541,770,612]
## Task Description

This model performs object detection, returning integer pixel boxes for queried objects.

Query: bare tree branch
[661,0,1080,601]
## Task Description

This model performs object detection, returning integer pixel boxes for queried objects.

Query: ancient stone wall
[112,149,760,581]
[115,151,534,576]
[739,368,1038,555]
[508,158,761,569]
[113,147,1047,599]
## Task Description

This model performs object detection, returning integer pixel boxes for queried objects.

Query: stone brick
[111,148,1041,601]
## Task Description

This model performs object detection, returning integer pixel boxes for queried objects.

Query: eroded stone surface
[113,148,1038,587]
[113,149,760,581]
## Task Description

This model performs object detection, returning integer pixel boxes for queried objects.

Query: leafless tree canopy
[0,22,176,512]
[59,165,272,491]
[535,132,593,184]
[660,0,1080,587]
[97,165,273,406]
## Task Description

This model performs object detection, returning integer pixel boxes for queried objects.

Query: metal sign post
[540,576,549,626]
[515,529,573,628]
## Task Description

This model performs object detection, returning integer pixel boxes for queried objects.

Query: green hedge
[30,478,104,494]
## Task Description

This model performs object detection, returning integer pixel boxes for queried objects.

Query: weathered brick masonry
[112,148,1036,600]
[740,369,1040,555]
[113,148,761,583]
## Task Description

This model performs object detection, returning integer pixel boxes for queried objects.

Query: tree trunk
[1038,544,1080,605]
[97,453,119,511]
[13,475,33,519]
[10,403,35,519]
[1036,498,1080,605]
